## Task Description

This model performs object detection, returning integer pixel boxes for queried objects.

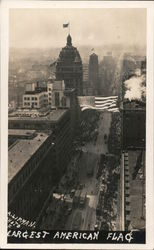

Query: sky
[9,8,146,49]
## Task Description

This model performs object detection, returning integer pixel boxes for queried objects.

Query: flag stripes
[80,96,119,112]
[95,95,119,112]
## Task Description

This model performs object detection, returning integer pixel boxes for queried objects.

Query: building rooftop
[123,100,146,110]
[64,88,76,94]
[8,132,49,183]
[9,109,68,123]
[46,109,68,122]
[9,129,36,137]
[127,150,145,230]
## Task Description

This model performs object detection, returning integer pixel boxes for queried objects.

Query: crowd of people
[108,112,121,154]
[96,111,121,231]
[96,153,120,230]
[79,110,100,143]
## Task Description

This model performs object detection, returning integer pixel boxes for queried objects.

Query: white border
[1,1,154,249]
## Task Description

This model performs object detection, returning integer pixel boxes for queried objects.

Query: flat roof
[8,132,49,183]
[9,109,68,123]
[120,100,146,110]
[127,150,145,229]
[64,88,75,94]
[46,109,68,122]
[9,129,36,136]
[24,90,47,95]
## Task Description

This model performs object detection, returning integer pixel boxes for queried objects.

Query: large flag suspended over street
[78,96,119,112]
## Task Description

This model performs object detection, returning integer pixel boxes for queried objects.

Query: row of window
[24,102,38,106]
[10,123,51,130]
[24,97,38,101]
[8,135,55,205]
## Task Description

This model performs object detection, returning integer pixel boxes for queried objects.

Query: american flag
[80,96,119,112]
[63,22,69,28]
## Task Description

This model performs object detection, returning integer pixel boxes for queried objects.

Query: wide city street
[65,112,112,230]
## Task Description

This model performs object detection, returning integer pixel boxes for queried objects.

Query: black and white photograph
[0,0,154,249]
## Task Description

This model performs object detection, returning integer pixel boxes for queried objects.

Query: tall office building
[99,52,116,96]
[56,34,83,96]
[8,109,73,225]
[120,57,146,230]
[82,63,89,95]
[88,52,99,95]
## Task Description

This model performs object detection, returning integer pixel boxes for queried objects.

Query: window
[35,97,37,100]
[55,92,60,106]
[61,96,66,107]
[13,183,16,193]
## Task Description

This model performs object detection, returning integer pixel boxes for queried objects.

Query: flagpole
[69,22,70,35]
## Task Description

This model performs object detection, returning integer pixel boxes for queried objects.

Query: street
[65,112,112,230]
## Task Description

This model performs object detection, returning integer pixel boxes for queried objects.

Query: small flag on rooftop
[63,22,69,28]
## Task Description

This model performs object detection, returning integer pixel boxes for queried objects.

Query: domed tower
[88,52,99,95]
[56,35,83,95]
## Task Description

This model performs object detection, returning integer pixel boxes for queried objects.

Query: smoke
[135,68,141,77]
[124,69,146,101]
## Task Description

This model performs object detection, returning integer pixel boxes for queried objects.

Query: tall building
[8,109,73,225]
[121,54,146,149]
[122,100,145,149]
[47,80,66,108]
[82,63,89,95]
[88,52,99,95]
[8,130,55,223]
[46,80,78,136]
[56,34,83,96]
[99,52,116,96]
[120,57,146,230]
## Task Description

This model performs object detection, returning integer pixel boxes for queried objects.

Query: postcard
[0,0,154,249]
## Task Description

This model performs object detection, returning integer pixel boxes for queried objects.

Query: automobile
[70,189,75,197]
[81,141,85,146]
[72,211,82,230]
[104,134,107,140]
[138,169,143,174]
[65,207,72,215]
[80,190,87,207]
[79,183,84,189]
[139,174,144,180]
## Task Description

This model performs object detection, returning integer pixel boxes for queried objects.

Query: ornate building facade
[56,35,83,96]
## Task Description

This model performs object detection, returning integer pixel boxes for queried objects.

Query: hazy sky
[9,8,146,48]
